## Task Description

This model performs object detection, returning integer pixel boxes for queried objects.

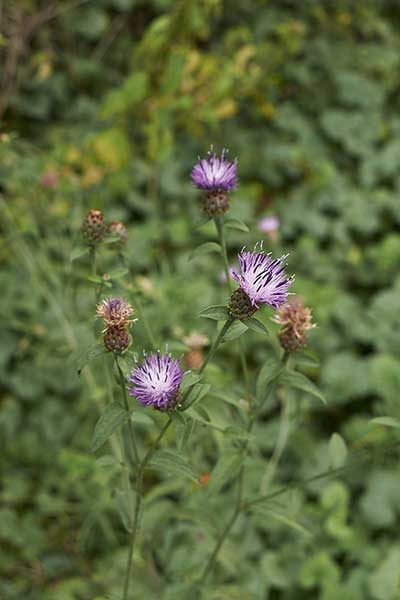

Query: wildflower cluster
[81,208,128,247]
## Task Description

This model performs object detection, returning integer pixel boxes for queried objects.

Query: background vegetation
[1,1,400,598]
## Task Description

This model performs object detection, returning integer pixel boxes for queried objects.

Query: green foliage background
[1,0,400,598]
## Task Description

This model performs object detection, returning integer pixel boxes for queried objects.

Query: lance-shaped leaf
[91,403,129,452]
[188,242,221,262]
[198,305,230,321]
[281,368,326,404]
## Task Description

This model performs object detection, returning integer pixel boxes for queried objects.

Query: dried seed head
[81,209,107,246]
[96,297,135,330]
[228,288,257,319]
[108,220,128,245]
[104,326,130,354]
[273,297,315,352]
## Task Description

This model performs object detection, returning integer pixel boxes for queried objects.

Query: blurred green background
[1,1,400,599]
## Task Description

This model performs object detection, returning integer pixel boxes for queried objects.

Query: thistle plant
[81,146,326,599]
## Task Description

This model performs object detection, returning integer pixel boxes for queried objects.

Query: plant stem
[198,317,234,376]
[200,507,241,583]
[214,216,251,398]
[115,356,139,465]
[122,416,172,599]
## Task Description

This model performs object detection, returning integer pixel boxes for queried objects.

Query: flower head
[81,209,107,246]
[96,297,135,330]
[128,353,184,410]
[230,245,294,313]
[258,216,280,234]
[191,147,237,192]
[273,296,315,351]
[108,220,128,244]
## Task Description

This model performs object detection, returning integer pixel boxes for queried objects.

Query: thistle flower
[229,245,294,319]
[108,220,128,245]
[273,296,315,352]
[96,297,135,330]
[191,147,237,192]
[192,147,237,217]
[128,353,184,411]
[81,209,107,246]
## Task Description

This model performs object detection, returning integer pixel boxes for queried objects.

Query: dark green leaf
[224,217,250,232]
[188,242,221,262]
[91,403,129,452]
[281,369,326,404]
[149,449,198,482]
[242,317,269,335]
[198,305,230,321]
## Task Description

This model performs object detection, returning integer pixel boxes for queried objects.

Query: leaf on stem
[75,343,107,375]
[221,320,247,342]
[149,449,199,482]
[188,242,221,262]
[224,217,250,232]
[370,416,400,429]
[198,305,230,321]
[70,245,89,261]
[242,317,269,335]
[91,403,129,452]
[207,450,245,495]
[280,368,326,405]
[329,433,348,468]
[182,383,211,410]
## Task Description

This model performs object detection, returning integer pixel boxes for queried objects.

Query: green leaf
[370,417,400,429]
[182,383,211,410]
[76,343,106,375]
[115,488,134,532]
[91,403,129,452]
[258,508,312,537]
[194,214,211,229]
[87,275,104,284]
[222,320,248,342]
[180,372,203,394]
[224,217,250,232]
[188,242,221,262]
[242,317,269,335]
[149,449,198,482]
[70,245,89,261]
[281,368,326,404]
[256,355,283,402]
[198,305,230,321]
[207,450,244,495]
[329,433,348,469]
[107,268,129,280]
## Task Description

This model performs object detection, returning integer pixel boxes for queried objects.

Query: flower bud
[103,326,130,354]
[201,190,230,217]
[228,288,257,319]
[81,209,107,246]
[108,220,128,245]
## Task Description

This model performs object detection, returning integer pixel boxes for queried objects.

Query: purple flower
[128,353,184,410]
[191,147,237,191]
[96,297,134,330]
[258,216,280,234]
[231,245,294,309]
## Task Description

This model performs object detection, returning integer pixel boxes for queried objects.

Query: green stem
[200,507,241,584]
[115,356,139,465]
[122,416,172,599]
[198,318,234,376]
